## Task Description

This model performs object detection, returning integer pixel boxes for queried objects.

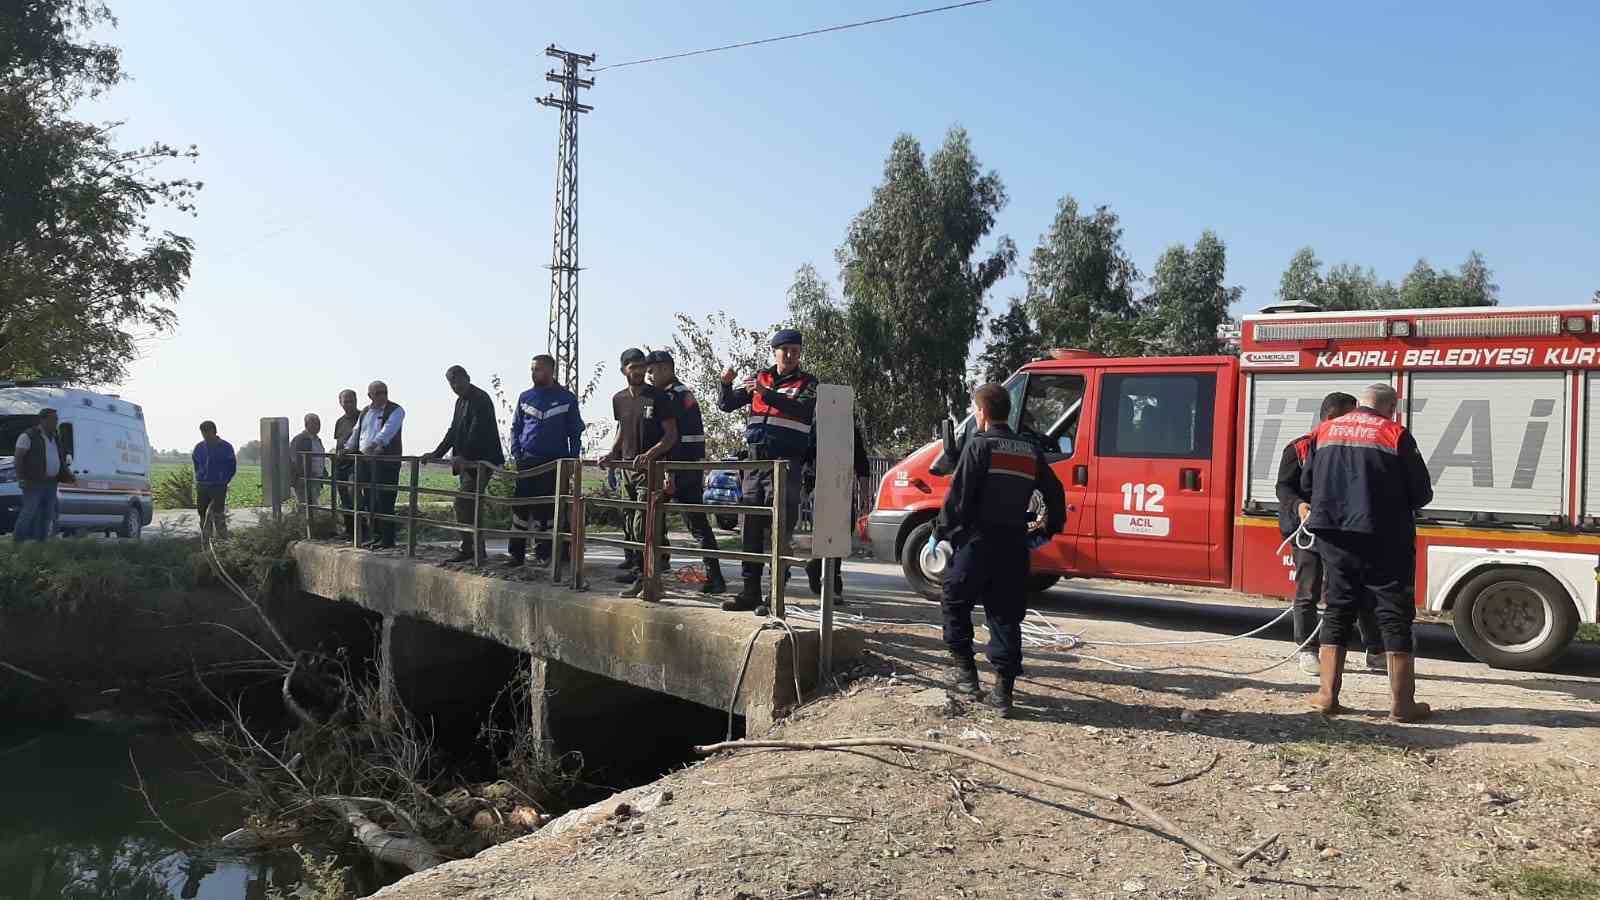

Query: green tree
[976,298,1040,382]
[1397,252,1498,308]
[0,0,200,384]
[1022,197,1145,356]
[784,263,853,387]
[1145,230,1241,355]
[670,311,775,457]
[837,127,1015,450]
[1277,248,1494,311]
[1277,247,1325,306]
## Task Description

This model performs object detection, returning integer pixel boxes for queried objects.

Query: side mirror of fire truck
[929,417,961,477]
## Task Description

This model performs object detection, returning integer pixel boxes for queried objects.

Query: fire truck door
[1010,371,1090,574]
[1090,369,1221,583]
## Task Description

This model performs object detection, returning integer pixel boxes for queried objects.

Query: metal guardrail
[299,451,809,618]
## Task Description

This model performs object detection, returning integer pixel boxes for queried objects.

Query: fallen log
[696,736,1254,882]
[326,800,446,872]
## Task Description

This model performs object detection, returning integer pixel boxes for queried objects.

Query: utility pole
[536,45,594,391]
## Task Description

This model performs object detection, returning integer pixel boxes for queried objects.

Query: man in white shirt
[12,408,73,543]
[343,381,405,548]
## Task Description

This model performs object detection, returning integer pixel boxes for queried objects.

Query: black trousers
[455,466,488,553]
[740,461,803,580]
[1314,530,1417,653]
[941,532,1029,677]
[509,457,558,563]
[334,457,355,534]
[620,470,645,568]
[1292,545,1383,653]
[665,470,720,574]
[356,458,401,546]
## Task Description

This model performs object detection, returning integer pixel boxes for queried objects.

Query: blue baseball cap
[769,328,803,348]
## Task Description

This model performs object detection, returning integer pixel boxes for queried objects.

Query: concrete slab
[291,541,864,731]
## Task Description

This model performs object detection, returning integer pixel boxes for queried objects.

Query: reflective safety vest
[720,367,818,460]
[666,381,706,461]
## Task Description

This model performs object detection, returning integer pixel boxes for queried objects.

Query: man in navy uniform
[937,383,1067,718]
[646,349,726,596]
[719,328,817,613]
[505,354,584,568]
[1301,383,1434,722]
[1276,391,1387,676]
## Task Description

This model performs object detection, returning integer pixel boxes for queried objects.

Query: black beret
[769,328,803,348]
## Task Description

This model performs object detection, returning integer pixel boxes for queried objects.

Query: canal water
[0,718,383,900]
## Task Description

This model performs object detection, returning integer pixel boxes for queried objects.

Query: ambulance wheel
[900,519,943,601]
[716,514,739,532]
[117,505,143,540]
[1451,567,1578,670]
[1024,574,1060,594]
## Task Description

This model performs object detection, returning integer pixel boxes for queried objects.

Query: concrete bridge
[290,541,863,745]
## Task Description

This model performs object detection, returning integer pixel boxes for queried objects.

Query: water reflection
[0,721,375,900]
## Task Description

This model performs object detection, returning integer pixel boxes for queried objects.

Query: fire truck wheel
[900,519,943,601]
[1450,567,1579,671]
[1024,574,1061,594]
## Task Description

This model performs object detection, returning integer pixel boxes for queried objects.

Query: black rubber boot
[986,675,1016,718]
[944,655,980,697]
[721,582,762,612]
[701,561,727,595]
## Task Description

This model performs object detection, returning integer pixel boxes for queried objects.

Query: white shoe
[1297,651,1319,676]
[1365,651,1387,672]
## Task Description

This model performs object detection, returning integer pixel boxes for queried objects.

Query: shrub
[153,465,196,510]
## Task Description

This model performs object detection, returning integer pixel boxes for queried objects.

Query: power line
[589,0,996,72]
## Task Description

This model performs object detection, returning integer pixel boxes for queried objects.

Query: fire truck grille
[1254,320,1387,342]
[1412,314,1560,339]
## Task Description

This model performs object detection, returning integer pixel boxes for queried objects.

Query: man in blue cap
[718,328,818,613]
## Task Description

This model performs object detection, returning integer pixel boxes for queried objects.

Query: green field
[149,461,463,510]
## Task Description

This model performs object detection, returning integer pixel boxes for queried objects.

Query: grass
[1492,865,1600,900]
[1579,623,1600,644]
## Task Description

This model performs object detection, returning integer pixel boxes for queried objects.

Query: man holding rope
[1301,383,1433,721]
[1276,391,1387,677]
[937,383,1067,718]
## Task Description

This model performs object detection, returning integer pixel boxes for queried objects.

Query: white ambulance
[0,382,155,538]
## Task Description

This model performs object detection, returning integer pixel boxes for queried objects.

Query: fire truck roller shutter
[1406,371,1568,522]
[1583,373,1600,524]
[1244,373,1377,509]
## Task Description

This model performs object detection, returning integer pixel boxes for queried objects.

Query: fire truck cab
[867,304,1600,670]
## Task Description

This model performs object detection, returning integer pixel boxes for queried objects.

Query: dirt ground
[371,558,1600,900]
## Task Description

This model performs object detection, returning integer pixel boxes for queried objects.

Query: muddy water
[0,718,384,900]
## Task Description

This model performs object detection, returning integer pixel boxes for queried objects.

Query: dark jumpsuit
[937,424,1067,676]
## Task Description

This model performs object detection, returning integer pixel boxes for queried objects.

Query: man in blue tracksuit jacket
[192,420,237,541]
[506,354,584,567]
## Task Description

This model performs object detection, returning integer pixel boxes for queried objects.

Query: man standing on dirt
[12,407,73,543]
[192,420,237,542]
[1301,383,1433,722]
[506,354,584,569]
[421,365,506,563]
[936,383,1067,718]
[1276,391,1387,677]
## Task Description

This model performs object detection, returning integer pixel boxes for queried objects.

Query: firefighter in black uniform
[1301,383,1434,722]
[1276,391,1388,676]
[938,383,1067,718]
[646,350,727,595]
[718,328,818,613]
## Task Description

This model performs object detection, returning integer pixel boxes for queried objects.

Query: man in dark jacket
[506,354,584,568]
[1301,383,1434,722]
[12,408,73,543]
[1276,391,1386,676]
[422,365,506,562]
[193,421,237,541]
[645,350,725,595]
[937,384,1067,717]
[332,390,361,536]
[718,329,817,613]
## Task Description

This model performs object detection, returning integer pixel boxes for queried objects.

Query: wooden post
[302,454,312,540]
[640,458,662,601]
[406,459,419,559]
[570,461,586,590]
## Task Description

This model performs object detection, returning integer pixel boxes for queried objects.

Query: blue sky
[89,0,1599,451]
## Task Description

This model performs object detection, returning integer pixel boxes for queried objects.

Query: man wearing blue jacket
[506,354,585,568]
[192,420,237,541]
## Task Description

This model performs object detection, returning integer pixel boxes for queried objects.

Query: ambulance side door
[1088,367,1222,584]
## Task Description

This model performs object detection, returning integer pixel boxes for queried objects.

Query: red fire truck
[866,303,1600,670]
